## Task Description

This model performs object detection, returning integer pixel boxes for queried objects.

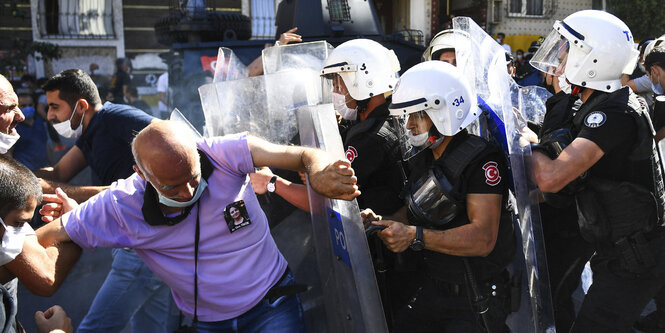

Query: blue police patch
[584,111,606,128]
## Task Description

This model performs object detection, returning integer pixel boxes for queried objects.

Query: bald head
[132,120,199,180]
[0,74,23,135]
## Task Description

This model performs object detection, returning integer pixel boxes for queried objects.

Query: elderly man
[0,74,25,155]
[38,120,358,331]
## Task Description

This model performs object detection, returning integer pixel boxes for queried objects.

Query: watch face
[410,239,424,251]
[267,182,276,193]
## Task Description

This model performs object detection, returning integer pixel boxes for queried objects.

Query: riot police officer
[320,39,404,216]
[530,10,665,332]
[371,61,516,332]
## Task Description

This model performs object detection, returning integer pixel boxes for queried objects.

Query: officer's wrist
[409,226,417,243]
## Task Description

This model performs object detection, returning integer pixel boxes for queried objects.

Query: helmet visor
[392,111,437,160]
[530,29,570,77]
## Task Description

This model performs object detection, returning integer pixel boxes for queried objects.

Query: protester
[0,75,24,155]
[37,120,359,331]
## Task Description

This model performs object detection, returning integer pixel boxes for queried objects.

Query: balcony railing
[38,0,115,39]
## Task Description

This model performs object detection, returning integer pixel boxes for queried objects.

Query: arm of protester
[33,146,87,183]
[35,305,73,333]
[5,235,81,297]
[39,179,108,204]
[532,137,603,193]
[250,167,311,212]
[39,188,80,223]
[374,193,502,256]
[247,135,359,201]
[36,218,73,249]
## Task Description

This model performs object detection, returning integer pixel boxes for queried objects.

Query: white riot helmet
[389,61,478,159]
[320,39,401,101]
[423,29,456,61]
[644,34,665,60]
[530,10,639,92]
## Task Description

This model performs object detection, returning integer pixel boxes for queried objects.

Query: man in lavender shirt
[37,120,359,331]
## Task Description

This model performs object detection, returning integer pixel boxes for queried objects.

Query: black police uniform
[342,100,404,216]
[540,87,665,333]
[538,91,595,332]
[393,130,516,333]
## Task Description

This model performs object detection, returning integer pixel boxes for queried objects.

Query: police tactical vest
[569,88,665,257]
[414,133,516,284]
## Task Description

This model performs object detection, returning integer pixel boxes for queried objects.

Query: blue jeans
[196,270,305,333]
[78,248,179,333]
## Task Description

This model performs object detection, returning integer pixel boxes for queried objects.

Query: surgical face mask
[52,101,84,138]
[652,70,664,95]
[407,131,429,147]
[558,75,572,94]
[332,92,358,120]
[0,217,28,266]
[0,131,19,154]
[157,178,208,208]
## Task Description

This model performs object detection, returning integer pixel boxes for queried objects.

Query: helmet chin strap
[571,84,584,97]
[427,126,445,150]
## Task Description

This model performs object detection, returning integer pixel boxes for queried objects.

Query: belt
[263,268,309,300]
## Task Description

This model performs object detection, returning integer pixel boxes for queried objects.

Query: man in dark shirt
[110,58,131,104]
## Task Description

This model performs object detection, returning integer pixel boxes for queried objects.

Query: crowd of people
[1,8,665,333]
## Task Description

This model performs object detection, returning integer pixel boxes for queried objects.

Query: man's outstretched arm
[247,135,360,201]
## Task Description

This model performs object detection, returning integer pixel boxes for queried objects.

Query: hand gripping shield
[454,16,555,333]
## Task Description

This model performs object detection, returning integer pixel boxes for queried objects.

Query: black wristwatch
[409,226,425,251]
[266,176,278,193]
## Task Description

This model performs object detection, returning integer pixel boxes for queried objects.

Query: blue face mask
[156,178,208,208]
[653,82,664,95]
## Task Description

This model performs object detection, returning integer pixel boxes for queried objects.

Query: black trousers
[392,273,510,333]
[572,232,665,333]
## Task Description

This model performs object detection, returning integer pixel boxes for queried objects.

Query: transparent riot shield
[198,68,321,144]
[262,41,334,75]
[297,103,388,332]
[212,47,248,83]
[169,108,203,138]
[454,16,555,333]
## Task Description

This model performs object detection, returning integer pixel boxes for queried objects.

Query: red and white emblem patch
[346,146,359,163]
[482,161,501,186]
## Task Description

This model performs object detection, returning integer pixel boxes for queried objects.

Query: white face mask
[156,178,208,208]
[52,101,84,138]
[332,92,358,121]
[0,217,28,266]
[407,131,429,147]
[0,131,19,154]
[558,75,572,94]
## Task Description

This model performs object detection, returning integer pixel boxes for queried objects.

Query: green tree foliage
[606,0,665,41]
[0,38,62,74]
[0,0,61,74]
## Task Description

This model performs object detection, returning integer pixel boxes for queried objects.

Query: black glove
[540,91,575,138]
[531,128,573,159]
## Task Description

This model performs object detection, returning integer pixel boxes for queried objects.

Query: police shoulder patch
[482,161,501,186]
[584,111,606,128]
